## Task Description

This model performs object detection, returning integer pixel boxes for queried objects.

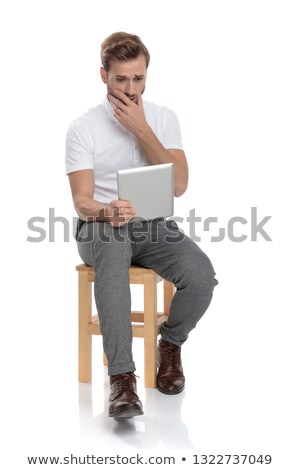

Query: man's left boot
[157,338,185,395]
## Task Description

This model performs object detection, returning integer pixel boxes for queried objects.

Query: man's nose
[124,80,135,96]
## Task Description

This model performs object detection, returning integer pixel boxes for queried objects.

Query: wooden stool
[76,263,175,388]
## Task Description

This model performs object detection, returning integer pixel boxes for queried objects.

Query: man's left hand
[108,90,149,136]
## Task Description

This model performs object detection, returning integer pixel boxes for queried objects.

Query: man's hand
[108,90,149,136]
[104,199,136,227]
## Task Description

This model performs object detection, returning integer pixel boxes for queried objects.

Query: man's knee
[186,252,218,294]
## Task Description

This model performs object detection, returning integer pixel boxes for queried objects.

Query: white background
[0,0,299,468]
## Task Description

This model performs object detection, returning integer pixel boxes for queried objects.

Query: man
[65,32,218,418]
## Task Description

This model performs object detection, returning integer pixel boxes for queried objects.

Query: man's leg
[129,219,218,393]
[131,219,218,344]
[77,221,135,375]
[76,220,143,417]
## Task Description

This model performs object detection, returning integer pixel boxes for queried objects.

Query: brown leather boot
[109,372,144,418]
[157,339,185,395]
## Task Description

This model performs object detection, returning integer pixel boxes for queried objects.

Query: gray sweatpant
[76,218,218,376]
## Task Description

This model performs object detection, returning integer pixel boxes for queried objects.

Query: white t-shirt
[65,95,184,204]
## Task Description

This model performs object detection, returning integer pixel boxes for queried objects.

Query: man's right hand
[104,199,136,227]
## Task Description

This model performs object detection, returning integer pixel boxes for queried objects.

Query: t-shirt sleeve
[65,120,94,175]
[161,108,184,150]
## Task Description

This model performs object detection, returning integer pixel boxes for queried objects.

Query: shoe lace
[161,342,180,367]
[115,372,139,395]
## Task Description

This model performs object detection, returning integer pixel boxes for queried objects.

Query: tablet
[117,163,174,221]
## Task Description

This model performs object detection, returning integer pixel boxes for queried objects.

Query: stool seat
[76,263,175,387]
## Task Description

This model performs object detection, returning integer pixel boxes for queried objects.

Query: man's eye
[116,78,124,82]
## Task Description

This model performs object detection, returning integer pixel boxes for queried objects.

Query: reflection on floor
[77,338,195,451]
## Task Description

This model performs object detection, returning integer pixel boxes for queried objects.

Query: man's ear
[100,66,108,84]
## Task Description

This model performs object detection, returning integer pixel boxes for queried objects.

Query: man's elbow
[174,183,188,198]
[174,164,188,197]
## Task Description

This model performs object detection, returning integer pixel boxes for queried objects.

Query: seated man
[65,32,218,418]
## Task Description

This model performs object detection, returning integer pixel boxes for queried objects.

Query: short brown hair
[101,32,150,71]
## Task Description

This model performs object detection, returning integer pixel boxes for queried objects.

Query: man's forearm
[136,124,188,197]
[76,197,110,222]
[136,125,173,164]
[75,196,136,227]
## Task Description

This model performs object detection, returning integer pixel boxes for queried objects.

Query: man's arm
[68,169,136,227]
[135,127,188,197]
[108,90,189,197]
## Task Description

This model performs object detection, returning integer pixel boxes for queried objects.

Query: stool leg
[78,271,92,382]
[144,273,158,388]
[103,352,108,366]
[163,279,175,316]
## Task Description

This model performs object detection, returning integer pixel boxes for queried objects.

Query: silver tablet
[117,163,174,221]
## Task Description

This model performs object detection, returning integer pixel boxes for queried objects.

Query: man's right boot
[109,372,144,418]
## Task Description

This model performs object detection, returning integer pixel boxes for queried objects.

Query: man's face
[100,54,147,104]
